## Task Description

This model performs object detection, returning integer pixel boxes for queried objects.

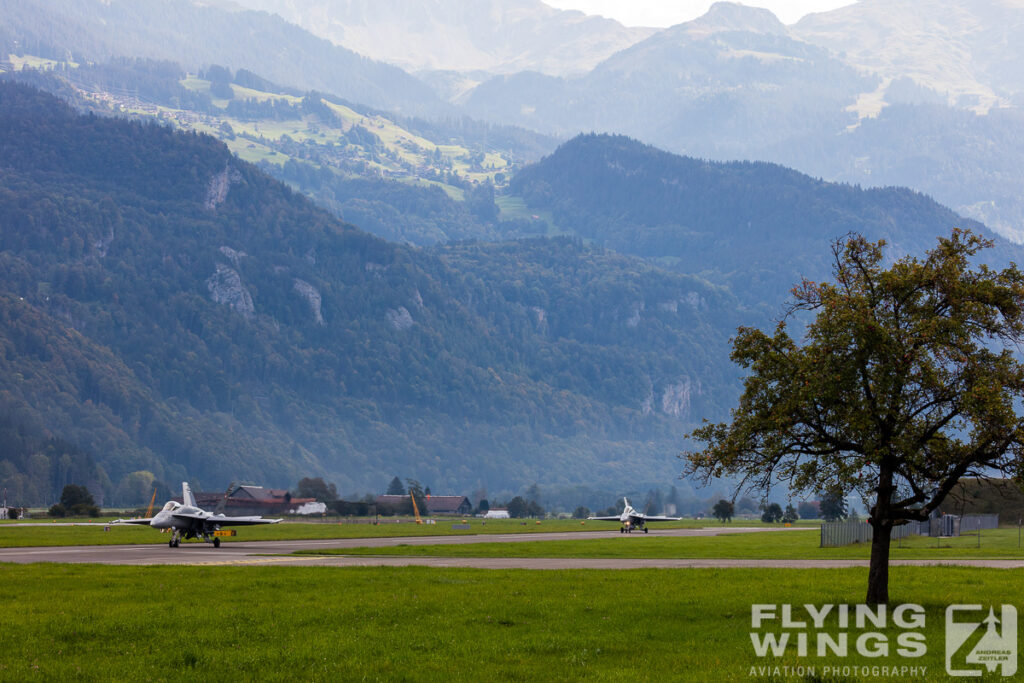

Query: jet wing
[212,515,282,526]
[637,515,681,522]
[171,512,282,526]
[110,517,154,525]
[587,515,623,521]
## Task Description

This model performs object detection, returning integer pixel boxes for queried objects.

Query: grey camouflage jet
[588,497,681,533]
[113,482,281,547]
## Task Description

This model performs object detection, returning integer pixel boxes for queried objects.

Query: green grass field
[495,195,564,235]
[0,564,1017,681]
[306,527,1024,561]
[175,77,507,186]
[0,518,811,548]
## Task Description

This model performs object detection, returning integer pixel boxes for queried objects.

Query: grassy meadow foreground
[0,564,1017,681]
[312,527,1024,561]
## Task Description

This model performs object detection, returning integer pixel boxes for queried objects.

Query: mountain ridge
[226,0,655,76]
[794,0,1024,112]
[458,2,1024,242]
[510,133,1006,306]
[0,0,447,116]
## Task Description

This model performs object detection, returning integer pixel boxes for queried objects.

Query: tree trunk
[866,518,893,604]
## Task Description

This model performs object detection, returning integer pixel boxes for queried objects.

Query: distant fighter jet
[588,497,681,533]
[112,482,281,547]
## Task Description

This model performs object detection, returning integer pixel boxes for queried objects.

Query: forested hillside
[1,58,556,246]
[511,134,1005,310]
[0,0,445,116]
[0,84,738,504]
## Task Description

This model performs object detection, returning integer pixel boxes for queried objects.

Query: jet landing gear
[619,524,648,534]
[167,530,221,548]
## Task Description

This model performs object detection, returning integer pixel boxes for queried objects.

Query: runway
[0,526,803,565]
[1,526,1020,568]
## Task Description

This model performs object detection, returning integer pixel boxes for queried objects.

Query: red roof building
[187,485,315,516]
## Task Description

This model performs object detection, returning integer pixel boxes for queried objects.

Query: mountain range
[0,84,744,505]
[1,81,1014,508]
[0,0,446,116]
[793,0,1024,112]
[1,55,559,247]
[228,0,654,77]
[2,0,1023,508]
[456,1,1024,242]
[7,0,1024,241]
[510,134,999,307]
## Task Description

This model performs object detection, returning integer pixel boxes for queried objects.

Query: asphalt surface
[1,526,1021,568]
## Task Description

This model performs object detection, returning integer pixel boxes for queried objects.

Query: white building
[483,508,509,519]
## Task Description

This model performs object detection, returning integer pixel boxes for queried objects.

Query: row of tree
[46,484,100,517]
[710,491,848,523]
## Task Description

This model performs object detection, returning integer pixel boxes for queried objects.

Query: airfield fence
[819,520,872,547]
[818,520,922,547]
[820,514,1000,547]
[959,514,1000,533]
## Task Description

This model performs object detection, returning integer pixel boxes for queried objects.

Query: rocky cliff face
[293,278,325,325]
[204,164,242,210]
[206,263,255,317]
[386,306,414,330]
[661,378,701,419]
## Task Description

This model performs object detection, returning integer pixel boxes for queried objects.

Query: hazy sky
[545,1,857,27]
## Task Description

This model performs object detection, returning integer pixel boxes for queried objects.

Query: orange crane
[411,493,424,524]
[144,487,158,518]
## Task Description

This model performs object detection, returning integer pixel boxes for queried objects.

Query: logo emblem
[946,605,1017,677]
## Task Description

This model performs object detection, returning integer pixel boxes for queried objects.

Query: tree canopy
[818,490,847,522]
[711,499,734,522]
[296,477,338,503]
[50,483,99,517]
[685,230,1024,603]
[760,503,783,523]
[60,484,95,509]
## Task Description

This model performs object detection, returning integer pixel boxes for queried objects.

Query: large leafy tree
[60,484,95,509]
[818,490,847,522]
[296,477,338,503]
[712,499,734,522]
[507,496,529,518]
[760,502,783,523]
[685,231,1024,603]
